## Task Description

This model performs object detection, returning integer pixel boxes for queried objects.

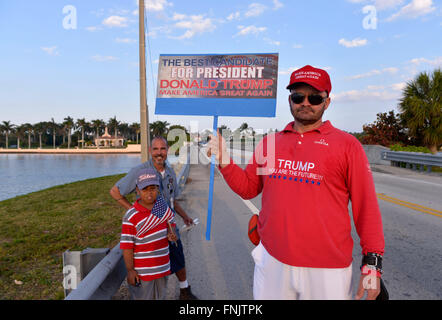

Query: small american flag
[136,195,174,237]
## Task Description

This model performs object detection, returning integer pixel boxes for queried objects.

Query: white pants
[251,242,353,300]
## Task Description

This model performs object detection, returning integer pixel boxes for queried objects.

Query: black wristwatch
[360,252,383,273]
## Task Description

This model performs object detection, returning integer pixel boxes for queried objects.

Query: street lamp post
[139,0,150,162]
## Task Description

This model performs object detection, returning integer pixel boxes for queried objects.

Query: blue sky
[0,0,441,133]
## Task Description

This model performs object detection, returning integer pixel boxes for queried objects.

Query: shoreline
[0,157,183,203]
[0,144,141,154]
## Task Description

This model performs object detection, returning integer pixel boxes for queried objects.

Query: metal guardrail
[382,151,442,173]
[65,244,125,300]
[65,147,191,300]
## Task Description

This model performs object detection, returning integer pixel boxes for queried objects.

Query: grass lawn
[0,174,135,300]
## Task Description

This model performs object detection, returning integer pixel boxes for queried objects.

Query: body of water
[0,154,177,201]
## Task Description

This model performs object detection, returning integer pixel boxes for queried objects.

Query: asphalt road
[164,155,441,300]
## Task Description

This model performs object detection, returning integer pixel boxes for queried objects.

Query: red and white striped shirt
[120,199,174,281]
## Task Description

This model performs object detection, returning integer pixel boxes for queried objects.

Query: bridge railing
[382,151,442,173]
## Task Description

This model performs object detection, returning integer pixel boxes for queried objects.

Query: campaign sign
[155,53,278,117]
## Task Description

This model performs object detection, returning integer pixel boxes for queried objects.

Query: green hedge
[389,144,431,153]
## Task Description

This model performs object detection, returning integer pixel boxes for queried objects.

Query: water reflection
[0,154,177,201]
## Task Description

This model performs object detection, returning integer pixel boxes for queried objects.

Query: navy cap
[136,168,160,190]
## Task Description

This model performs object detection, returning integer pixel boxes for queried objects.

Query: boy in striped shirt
[120,168,177,300]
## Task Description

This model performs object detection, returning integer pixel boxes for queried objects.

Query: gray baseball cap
[136,168,160,190]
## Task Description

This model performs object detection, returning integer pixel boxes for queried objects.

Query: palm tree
[83,121,94,146]
[49,118,58,148]
[15,125,26,149]
[76,118,88,148]
[218,125,230,135]
[108,116,120,139]
[130,122,140,144]
[118,122,130,140]
[1,121,15,149]
[91,119,104,139]
[33,122,46,149]
[150,120,169,137]
[23,123,33,149]
[63,116,75,149]
[239,122,249,132]
[399,68,442,154]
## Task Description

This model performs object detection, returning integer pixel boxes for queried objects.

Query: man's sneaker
[179,286,198,300]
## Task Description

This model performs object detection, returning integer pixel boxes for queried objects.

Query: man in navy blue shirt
[110,136,198,300]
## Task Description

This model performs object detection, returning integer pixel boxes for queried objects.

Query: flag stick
[167,222,177,246]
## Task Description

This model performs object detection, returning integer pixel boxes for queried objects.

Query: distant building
[95,127,125,147]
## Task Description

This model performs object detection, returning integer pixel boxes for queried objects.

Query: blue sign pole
[205,115,218,240]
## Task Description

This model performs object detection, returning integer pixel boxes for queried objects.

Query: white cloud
[145,0,173,12]
[41,46,59,56]
[133,0,173,14]
[227,11,241,21]
[346,0,405,10]
[366,85,386,90]
[173,15,216,39]
[386,0,436,21]
[102,16,129,28]
[366,82,407,91]
[146,29,158,38]
[115,38,137,44]
[172,12,187,20]
[273,0,284,10]
[234,25,267,37]
[338,38,368,48]
[409,56,442,66]
[382,67,400,73]
[331,88,400,102]
[292,43,303,49]
[349,67,399,79]
[279,66,299,75]
[264,37,280,46]
[245,3,267,18]
[145,25,170,39]
[373,0,405,10]
[279,65,332,75]
[85,26,102,32]
[391,82,406,91]
[91,55,119,62]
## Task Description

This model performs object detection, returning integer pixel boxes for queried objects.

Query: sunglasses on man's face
[290,92,326,105]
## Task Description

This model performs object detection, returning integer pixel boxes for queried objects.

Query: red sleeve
[219,144,265,200]
[346,140,385,256]
[120,222,136,250]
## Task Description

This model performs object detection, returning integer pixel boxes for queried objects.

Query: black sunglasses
[290,92,326,105]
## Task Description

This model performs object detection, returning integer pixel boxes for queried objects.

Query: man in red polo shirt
[208,65,385,300]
